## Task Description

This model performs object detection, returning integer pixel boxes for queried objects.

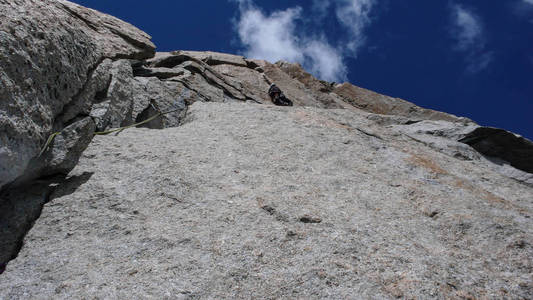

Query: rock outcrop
[393,120,533,185]
[0,0,154,191]
[1,1,532,299]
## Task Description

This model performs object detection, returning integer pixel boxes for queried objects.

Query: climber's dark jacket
[268,84,293,106]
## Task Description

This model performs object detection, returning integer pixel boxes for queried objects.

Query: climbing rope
[38,132,60,157]
[38,108,181,157]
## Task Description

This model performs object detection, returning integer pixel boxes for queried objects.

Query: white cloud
[233,1,348,82]
[455,6,483,50]
[524,0,533,5]
[450,4,493,73]
[335,0,376,55]
[232,0,378,82]
[236,5,304,64]
[452,5,483,51]
[305,39,348,82]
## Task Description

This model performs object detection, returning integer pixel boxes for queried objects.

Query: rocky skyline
[70,0,533,141]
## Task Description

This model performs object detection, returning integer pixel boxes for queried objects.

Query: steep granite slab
[1,103,531,299]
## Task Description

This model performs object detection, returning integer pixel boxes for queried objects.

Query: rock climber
[268,83,293,106]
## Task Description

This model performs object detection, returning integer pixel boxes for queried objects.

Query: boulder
[459,127,533,183]
[211,64,271,104]
[130,77,193,128]
[0,0,154,190]
[89,60,137,130]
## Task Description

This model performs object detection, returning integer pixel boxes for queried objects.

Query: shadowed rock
[459,127,533,174]
[0,172,93,272]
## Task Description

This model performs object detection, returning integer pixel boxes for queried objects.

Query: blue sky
[71,0,532,140]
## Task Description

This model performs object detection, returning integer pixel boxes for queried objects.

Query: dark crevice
[135,100,164,129]
[245,60,260,69]
[152,55,191,68]
[1,183,55,262]
[203,71,244,97]
[168,78,210,103]
[299,215,322,223]
[181,62,204,74]
[404,120,422,125]
[59,3,99,31]
[179,60,245,99]
[202,58,247,68]
[245,97,262,104]
[94,75,112,103]
[0,172,93,275]
[222,90,239,101]
[109,29,155,60]
[261,205,276,215]
[132,66,186,80]
[132,65,153,77]
[94,90,108,102]
[195,71,244,101]
[55,57,106,128]
[177,104,190,126]
[260,205,288,222]
[63,114,91,128]
[356,128,384,140]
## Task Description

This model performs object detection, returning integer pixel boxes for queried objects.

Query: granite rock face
[393,120,533,185]
[1,1,532,298]
[333,82,470,123]
[0,0,155,190]
[2,103,532,299]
